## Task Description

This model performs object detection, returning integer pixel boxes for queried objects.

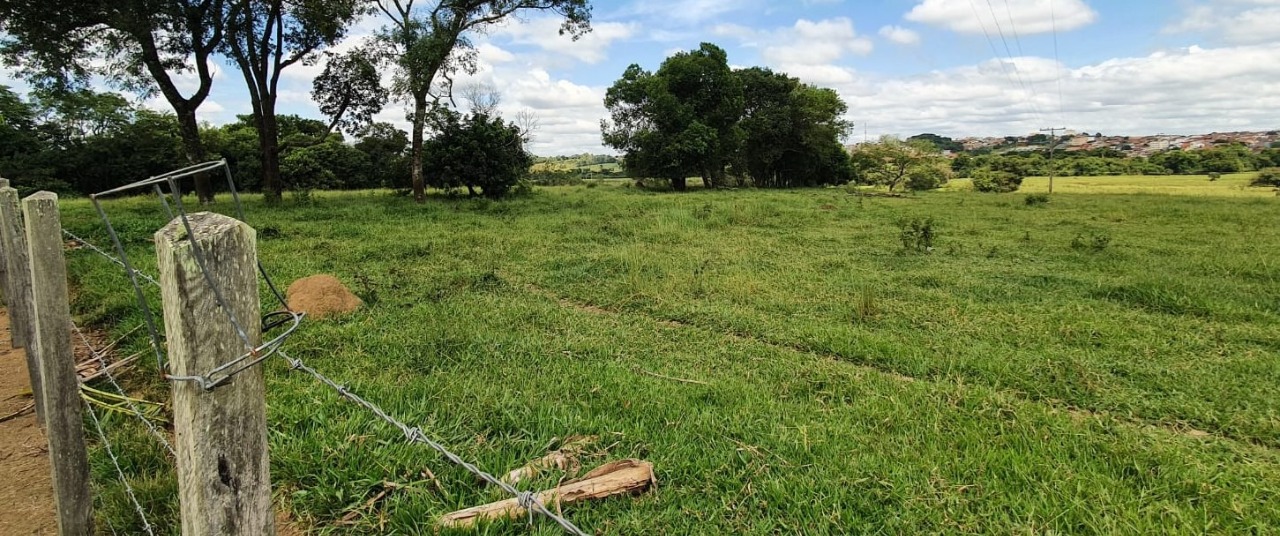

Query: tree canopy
[371,0,592,202]
[604,44,853,190]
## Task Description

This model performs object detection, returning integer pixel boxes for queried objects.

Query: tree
[422,109,532,198]
[907,133,963,152]
[602,43,743,191]
[222,0,365,204]
[735,67,853,188]
[372,0,591,202]
[312,46,389,140]
[849,136,947,192]
[0,0,228,202]
[355,122,412,189]
[971,168,1023,193]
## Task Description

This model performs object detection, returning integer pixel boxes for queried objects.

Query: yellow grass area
[949,173,1277,197]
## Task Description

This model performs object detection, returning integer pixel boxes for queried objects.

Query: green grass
[58,179,1280,534]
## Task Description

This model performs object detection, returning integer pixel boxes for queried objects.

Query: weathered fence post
[1,186,44,425]
[155,212,273,536]
[0,177,10,306]
[23,192,94,535]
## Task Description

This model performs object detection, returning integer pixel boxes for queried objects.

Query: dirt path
[0,308,57,535]
[0,305,310,535]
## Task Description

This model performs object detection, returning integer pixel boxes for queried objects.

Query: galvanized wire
[61,229,160,288]
[72,321,176,457]
[280,349,589,536]
[84,399,157,536]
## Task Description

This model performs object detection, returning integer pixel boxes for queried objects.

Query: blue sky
[5,0,1280,155]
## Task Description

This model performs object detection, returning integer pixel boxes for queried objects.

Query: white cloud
[1165,1,1280,44]
[718,17,873,70]
[879,25,921,45]
[905,0,1097,35]
[492,17,637,64]
[834,43,1280,140]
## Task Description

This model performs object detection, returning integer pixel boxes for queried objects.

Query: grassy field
[59,174,1280,534]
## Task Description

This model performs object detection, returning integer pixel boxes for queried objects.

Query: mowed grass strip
[55,179,1280,534]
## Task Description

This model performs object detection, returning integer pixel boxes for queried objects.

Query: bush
[1024,193,1050,206]
[906,165,950,191]
[971,168,1023,193]
[899,217,936,253]
[280,150,337,204]
[1251,167,1280,187]
[1208,172,1222,181]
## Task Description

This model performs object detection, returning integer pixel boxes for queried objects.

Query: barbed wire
[72,321,176,457]
[62,229,160,288]
[84,399,157,536]
[280,349,589,536]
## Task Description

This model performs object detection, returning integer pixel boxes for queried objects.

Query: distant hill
[532,154,621,173]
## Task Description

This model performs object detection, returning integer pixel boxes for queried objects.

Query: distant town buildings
[957,130,1279,157]
[849,130,1280,157]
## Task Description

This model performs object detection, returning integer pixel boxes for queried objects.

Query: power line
[983,0,1047,123]
[1050,0,1067,122]
[967,0,1043,126]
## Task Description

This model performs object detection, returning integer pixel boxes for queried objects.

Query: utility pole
[1041,126,1067,194]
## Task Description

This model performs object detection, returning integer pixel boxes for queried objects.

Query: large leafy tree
[372,0,591,202]
[602,43,743,191]
[222,0,365,204]
[0,0,228,202]
[736,67,852,188]
[422,109,531,198]
[850,136,948,192]
[312,47,389,141]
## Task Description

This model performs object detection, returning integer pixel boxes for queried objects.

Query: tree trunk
[672,177,687,191]
[257,96,283,205]
[410,92,428,203]
[175,106,215,204]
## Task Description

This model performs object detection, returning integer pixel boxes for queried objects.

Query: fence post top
[23,191,57,203]
[156,212,252,246]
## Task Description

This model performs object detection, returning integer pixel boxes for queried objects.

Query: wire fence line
[72,321,176,457]
[84,398,158,536]
[62,229,160,288]
[60,163,592,535]
[281,349,590,536]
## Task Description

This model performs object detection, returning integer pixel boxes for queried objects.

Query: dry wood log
[502,435,597,485]
[439,459,655,529]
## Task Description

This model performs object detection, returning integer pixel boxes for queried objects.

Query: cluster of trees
[0,85,417,196]
[602,43,854,190]
[0,0,593,203]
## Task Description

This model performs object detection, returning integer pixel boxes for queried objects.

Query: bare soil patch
[0,308,57,535]
[286,275,363,319]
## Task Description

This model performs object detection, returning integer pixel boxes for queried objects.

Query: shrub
[1251,167,1280,187]
[899,217,936,253]
[1024,193,1050,206]
[905,165,951,191]
[971,168,1023,193]
[1208,172,1222,181]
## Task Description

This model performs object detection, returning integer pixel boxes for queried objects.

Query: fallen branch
[439,459,656,529]
[0,403,35,424]
[637,368,709,386]
[502,435,597,485]
[78,351,143,383]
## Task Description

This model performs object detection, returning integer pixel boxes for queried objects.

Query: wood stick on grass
[439,459,656,529]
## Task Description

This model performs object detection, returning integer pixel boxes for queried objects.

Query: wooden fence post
[155,212,273,536]
[23,192,94,535]
[1,186,44,425]
[0,177,10,306]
